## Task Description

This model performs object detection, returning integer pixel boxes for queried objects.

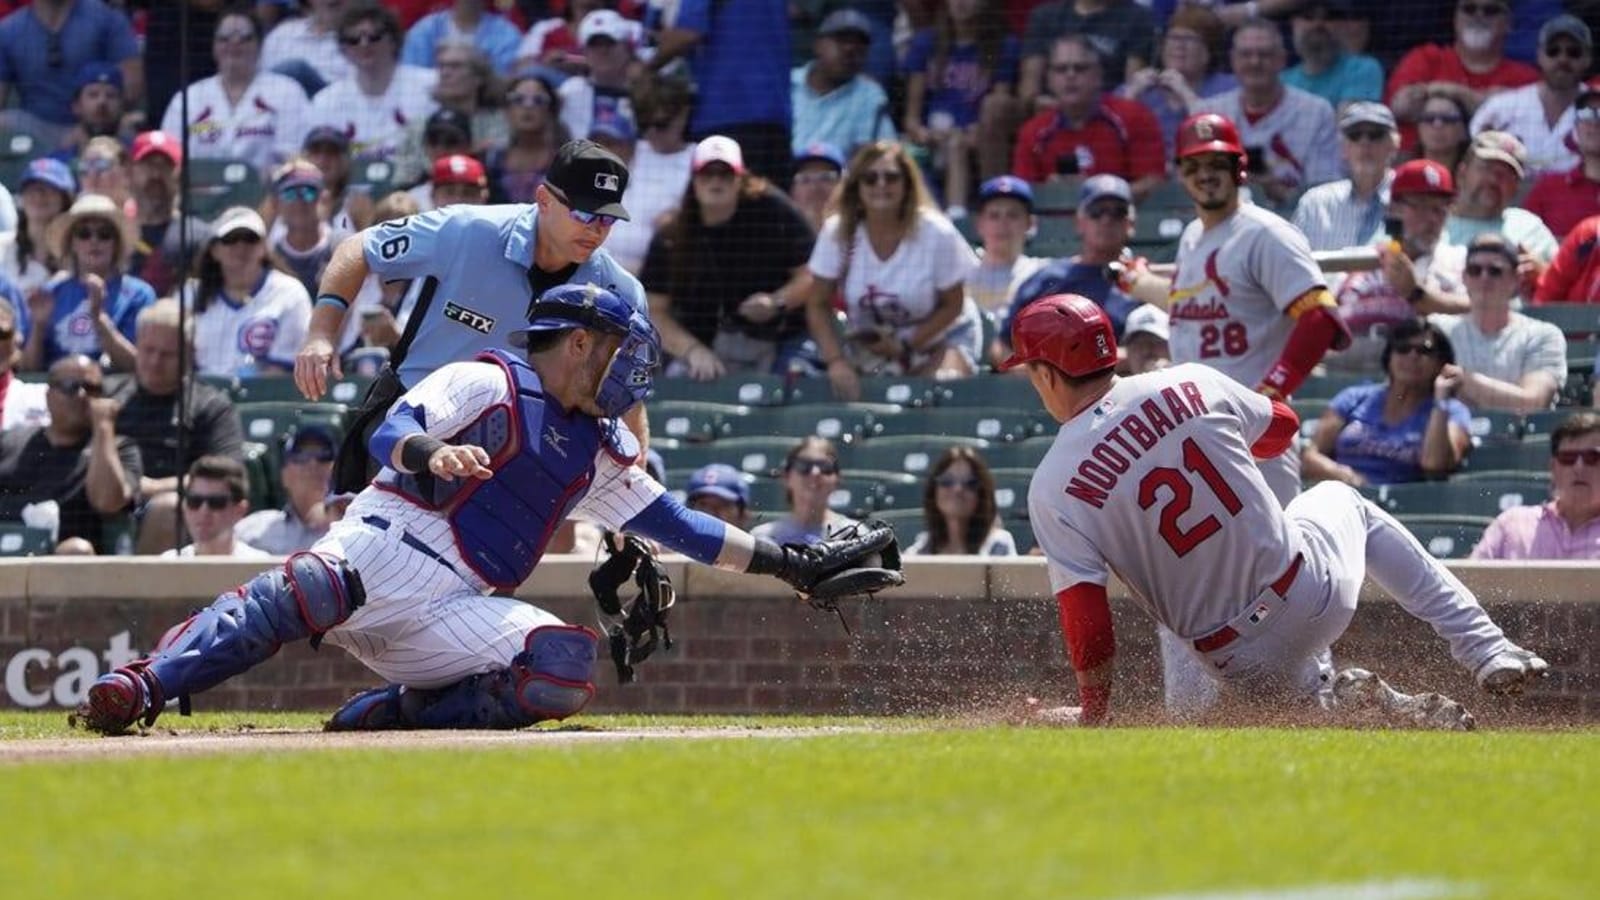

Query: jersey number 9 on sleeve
[378,235,411,260]
[1199,322,1248,358]
[1137,437,1244,557]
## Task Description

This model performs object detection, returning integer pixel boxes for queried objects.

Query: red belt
[1192,553,1304,654]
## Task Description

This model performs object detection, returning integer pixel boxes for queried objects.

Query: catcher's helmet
[998,294,1118,376]
[1175,112,1247,181]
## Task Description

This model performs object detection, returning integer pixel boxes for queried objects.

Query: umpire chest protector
[384,349,638,590]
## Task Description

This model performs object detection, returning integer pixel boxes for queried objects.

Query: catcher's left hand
[774,519,905,609]
[590,532,675,683]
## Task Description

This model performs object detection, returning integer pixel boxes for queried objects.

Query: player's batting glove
[754,520,905,611]
[590,533,676,683]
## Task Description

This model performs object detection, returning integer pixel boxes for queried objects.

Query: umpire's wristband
[315,293,352,312]
[398,434,448,474]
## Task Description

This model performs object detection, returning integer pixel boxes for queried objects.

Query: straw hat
[47,193,137,270]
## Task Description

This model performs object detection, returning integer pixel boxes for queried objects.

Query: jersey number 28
[1198,322,1248,358]
[1137,437,1243,557]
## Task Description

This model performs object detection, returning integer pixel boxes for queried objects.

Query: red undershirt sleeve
[1257,297,1350,399]
[1056,582,1115,723]
[1250,400,1300,460]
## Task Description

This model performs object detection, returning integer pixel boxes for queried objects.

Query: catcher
[77,284,903,735]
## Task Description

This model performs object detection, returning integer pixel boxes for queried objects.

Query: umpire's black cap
[545,139,631,221]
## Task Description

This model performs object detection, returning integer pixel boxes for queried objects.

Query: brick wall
[0,559,1593,720]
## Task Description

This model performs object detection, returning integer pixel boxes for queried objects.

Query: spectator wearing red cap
[1324,159,1472,373]
[642,135,817,380]
[1522,90,1600,242]
[128,131,214,298]
[413,153,490,212]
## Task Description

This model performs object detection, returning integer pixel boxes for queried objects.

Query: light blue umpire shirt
[362,203,647,388]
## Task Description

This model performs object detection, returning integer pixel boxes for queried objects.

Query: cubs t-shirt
[1330,383,1472,485]
[42,274,155,367]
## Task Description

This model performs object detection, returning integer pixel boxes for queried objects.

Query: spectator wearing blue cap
[789,142,845,231]
[991,174,1146,368]
[57,61,130,162]
[684,463,751,528]
[0,0,143,147]
[1,157,75,308]
[237,424,341,555]
[900,0,1022,213]
[967,176,1046,314]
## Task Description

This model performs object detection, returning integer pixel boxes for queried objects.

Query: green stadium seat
[1293,372,1370,401]
[651,400,749,443]
[242,441,278,512]
[851,375,940,408]
[1452,469,1549,485]
[236,402,346,463]
[980,440,1053,469]
[187,158,264,220]
[349,158,400,197]
[1397,514,1492,559]
[1522,304,1600,336]
[839,436,989,476]
[327,376,376,406]
[990,470,1034,519]
[1290,399,1329,438]
[729,404,887,443]
[1461,438,1547,472]
[1030,180,1079,215]
[1519,410,1573,441]
[933,375,1038,409]
[233,375,308,403]
[1466,411,1526,444]
[1005,518,1036,554]
[1369,479,1537,518]
[868,407,1047,443]
[661,437,796,477]
[650,374,789,407]
[0,132,39,191]
[1027,219,1080,259]
[0,523,53,556]
[870,508,927,545]
[97,513,137,556]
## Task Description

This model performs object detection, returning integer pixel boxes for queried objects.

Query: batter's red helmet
[999,294,1118,376]
[1175,112,1248,182]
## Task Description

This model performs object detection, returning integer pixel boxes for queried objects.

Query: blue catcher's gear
[78,552,365,734]
[595,312,660,418]
[380,349,640,590]
[326,625,599,731]
[510,281,635,342]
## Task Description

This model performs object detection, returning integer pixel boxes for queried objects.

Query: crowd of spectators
[0,0,1598,562]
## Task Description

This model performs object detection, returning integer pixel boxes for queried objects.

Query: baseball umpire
[294,139,651,494]
[1002,294,1547,730]
[78,284,903,734]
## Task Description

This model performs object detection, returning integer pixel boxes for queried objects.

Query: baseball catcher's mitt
[774,519,905,610]
[590,533,675,683]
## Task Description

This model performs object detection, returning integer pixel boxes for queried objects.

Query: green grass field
[1,712,1592,900]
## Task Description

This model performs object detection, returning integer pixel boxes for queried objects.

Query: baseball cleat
[1474,647,1550,694]
[325,685,408,731]
[77,667,158,735]
[1332,668,1475,732]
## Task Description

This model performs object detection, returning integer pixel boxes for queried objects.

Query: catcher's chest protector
[381,350,633,590]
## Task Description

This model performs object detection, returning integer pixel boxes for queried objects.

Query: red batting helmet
[1175,112,1247,182]
[999,294,1118,376]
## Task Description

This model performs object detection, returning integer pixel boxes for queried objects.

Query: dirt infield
[0,724,888,763]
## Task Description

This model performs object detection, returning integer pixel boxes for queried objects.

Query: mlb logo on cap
[595,173,621,193]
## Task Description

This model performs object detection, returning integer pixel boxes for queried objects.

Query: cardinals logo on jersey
[1169,250,1232,303]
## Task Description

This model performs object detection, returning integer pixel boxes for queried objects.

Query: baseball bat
[1146,247,1380,277]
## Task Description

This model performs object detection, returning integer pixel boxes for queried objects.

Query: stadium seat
[0,523,53,557]
[349,158,399,197]
[651,400,749,443]
[868,407,1048,443]
[1368,479,1537,518]
[186,158,264,220]
[990,470,1035,519]
[327,376,375,406]
[0,132,38,191]
[1027,218,1080,258]
[233,375,311,403]
[236,402,346,464]
[1005,518,1036,554]
[1030,180,1079,215]
[839,436,989,476]
[650,374,789,407]
[933,375,1038,409]
[242,441,278,512]
[1466,411,1526,444]
[1522,304,1600,337]
[871,508,927,545]
[1461,438,1547,472]
[1396,514,1492,560]
[980,440,1053,469]
[661,437,796,477]
[1293,372,1370,401]
[851,375,940,408]
[729,404,888,443]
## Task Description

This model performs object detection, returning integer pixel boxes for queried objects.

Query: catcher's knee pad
[141,552,365,714]
[387,625,600,730]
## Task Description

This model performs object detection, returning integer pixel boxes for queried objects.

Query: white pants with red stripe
[1186,482,1514,700]
[314,518,565,689]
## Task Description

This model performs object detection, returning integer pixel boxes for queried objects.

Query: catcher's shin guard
[325,625,599,731]
[81,552,364,734]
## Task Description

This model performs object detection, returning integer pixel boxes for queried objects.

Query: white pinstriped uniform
[316,362,665,688]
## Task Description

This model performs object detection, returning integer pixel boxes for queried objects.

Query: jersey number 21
[1137,437,1243,557]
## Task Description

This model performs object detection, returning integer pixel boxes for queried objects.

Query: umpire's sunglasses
[546,184,621,228]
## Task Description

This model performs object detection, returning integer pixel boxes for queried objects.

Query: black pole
[173,1,192,553]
